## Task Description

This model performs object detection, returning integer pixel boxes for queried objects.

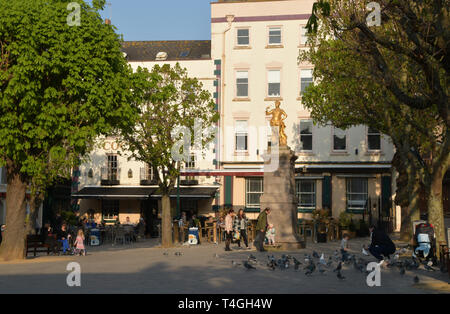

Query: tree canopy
[0,0,136,260]
[119,63,218,247]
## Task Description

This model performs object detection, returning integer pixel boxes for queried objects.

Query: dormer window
[156,51,168,61]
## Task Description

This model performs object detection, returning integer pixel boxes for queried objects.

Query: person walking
[224,209,235,251]
[254,207,271,252]
[234,209,250,249]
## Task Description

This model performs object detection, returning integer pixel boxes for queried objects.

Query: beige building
[73,0,398,231]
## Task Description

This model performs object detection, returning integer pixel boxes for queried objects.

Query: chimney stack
[105,18,111,25]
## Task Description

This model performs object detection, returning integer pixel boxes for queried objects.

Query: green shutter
[381,176,391,216]
[224,176,232,206]
[214,59,221,65]
[322,175,332,210]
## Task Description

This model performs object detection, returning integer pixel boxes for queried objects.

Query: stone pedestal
[260,145,305,250]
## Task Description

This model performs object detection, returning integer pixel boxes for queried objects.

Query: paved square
[0,237,449,294]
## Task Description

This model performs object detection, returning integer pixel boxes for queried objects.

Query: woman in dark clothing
[368,225,396,261]
[41,223,60,255]
[0,224,4,246]
[233,209,250,249]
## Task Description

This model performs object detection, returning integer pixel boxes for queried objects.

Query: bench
[26,235,51,257]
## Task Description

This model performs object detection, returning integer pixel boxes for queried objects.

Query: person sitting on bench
[368,225,396,263]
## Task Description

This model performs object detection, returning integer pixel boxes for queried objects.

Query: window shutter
[381,176,391,216]
[225,176,233,207]
[322,175,332,210]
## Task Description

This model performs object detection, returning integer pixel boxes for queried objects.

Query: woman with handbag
[234,209,250,249]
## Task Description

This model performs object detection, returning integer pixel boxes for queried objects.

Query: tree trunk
[399,162,421,243]
[161,194,173,248]
[0,169,28,261]
[427,172,446,257]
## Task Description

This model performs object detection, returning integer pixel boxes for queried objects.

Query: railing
[100,167,121,185]
[140,168,157,185]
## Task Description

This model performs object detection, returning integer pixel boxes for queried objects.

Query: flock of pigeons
[229,246,445,284]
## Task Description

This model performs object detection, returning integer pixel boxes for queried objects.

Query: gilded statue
[265,100,287,146]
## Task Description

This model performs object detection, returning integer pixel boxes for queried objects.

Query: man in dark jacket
[41,223,60,255]
[368,225,396,261]
[254,208,271,252]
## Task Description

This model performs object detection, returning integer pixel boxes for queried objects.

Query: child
[340,234,350,260]
[266,224,276,245]
[74,229,86,256]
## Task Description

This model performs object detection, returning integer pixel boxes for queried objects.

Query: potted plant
[312,209,329,243]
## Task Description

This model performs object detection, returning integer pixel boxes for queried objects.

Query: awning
[72,187,157,200]
[72,186,218,200]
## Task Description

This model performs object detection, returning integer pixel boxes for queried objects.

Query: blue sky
[99,0,215,41]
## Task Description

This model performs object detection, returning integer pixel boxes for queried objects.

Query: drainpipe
[219,15,234,171]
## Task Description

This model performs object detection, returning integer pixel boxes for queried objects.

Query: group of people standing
[40,220,86,256]
[223,207,272,252]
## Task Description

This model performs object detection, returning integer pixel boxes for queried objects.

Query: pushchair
[413,222,437,264]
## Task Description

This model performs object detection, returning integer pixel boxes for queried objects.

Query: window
[236,71,249,97]
[300,26,308,45]
[333,127,347,151]
[237,28,250,46]
[268,27,282,45]
[184,153,197,180]
[246,178,263,208]
[346,178,368,212]
[300,69,313,95]
[102,200,119,220]
[107,155,118,179]
[368,127,381,150]
[300,120,313,151]
[235,120,248,151]
[296,180,316,209]
[268,70,281,97]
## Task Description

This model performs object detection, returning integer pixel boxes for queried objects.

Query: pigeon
[213,253,220,258]
[399,266,406,276]
[293,257,302,266]
[232,260,241,267]
[362,247,369,256]
[175,252,183,256]
[353,259,365,273]
[424,264,436,272]
[244,261,256,270]
[326,256,333,267]
[313,251,320,259]
[318,264,326,275]
[334,262,342,273]
[337,270,346,280]
[413,275,419,284]
[163,252,169,256]
[304,261,316,276]
[319,253,326,265]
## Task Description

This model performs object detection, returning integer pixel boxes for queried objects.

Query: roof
[121,40,211,62]
[72,186,218,200]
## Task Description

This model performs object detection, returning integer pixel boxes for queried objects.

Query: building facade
[73,0,397,228]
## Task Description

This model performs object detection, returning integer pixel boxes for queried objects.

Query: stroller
[413,222,437,264]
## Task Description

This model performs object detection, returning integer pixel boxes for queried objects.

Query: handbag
[233,231,240,240]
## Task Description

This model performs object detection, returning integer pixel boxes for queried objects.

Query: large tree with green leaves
[119,63,218,248]
[0,0,136,260]
[302,0,449,247]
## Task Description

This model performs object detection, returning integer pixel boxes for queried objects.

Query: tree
[119,63,218,248]
[300,1,449,247]
[0,0,136,260]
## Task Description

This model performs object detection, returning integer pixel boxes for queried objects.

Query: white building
[73,0,398,230]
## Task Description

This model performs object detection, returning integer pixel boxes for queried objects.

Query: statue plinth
[260,144,305,250]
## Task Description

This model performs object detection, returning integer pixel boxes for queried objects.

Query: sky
[98,0,215,41]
